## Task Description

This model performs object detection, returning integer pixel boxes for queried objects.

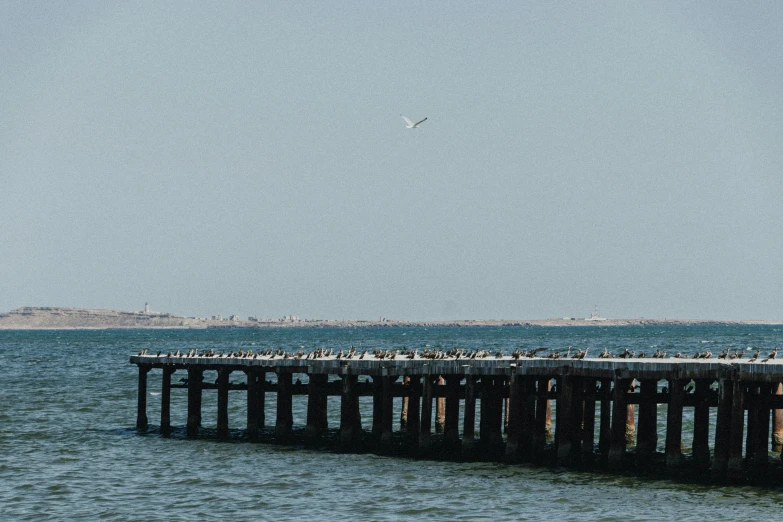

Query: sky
[2,2,782,321]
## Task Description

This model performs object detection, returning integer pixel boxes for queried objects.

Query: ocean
[2,325,783,521]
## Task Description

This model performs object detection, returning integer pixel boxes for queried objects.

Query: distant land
[0,307,780,330]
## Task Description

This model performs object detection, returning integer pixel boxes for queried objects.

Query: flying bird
[401,115,427,129]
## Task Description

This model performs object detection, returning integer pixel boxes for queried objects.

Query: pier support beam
[462,375,478,458]
[749,384,771,480]
[275,370,293,444]
[136,365,150,432]
[306,373,328,441]
[160,366,174,436]
[746,384,759,463]
[371,376,383,437]
[504,397,510,434]
[444,375,461,451]
[581,377,596,467]
[521,376,536,462]
[545,379,553,438]
[380,374,395,452]
[503,372,521,462]
[555,375,575,466]
[665,379,685,470]
[479,377,504,455]
[598,378,611,464]
[217,369,230,440]
[636,379,658,466]
[571,377,584,460]
[727,379,746,478]
[626,379,636,446]
[712,377,734,478]
[435,376,446,433]
[772,383,783,453]
[419,375,434,453]
[492,379,507,450]
[400,376,410,431]
[246,369,264,442]
[340,373,361,449]
[692,379,711,467]
[608,377,630,470]
[532,377,550,464]
[186,367,203,439]
[406,376,421,440]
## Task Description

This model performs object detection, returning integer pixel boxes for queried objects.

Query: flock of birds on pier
[135,346,781,363]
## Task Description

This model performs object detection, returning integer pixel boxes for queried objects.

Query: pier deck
[131,353,783,483]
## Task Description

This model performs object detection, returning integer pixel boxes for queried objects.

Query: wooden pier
[131,352,783,483]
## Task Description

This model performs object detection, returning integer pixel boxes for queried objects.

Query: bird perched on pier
[598,348,612,359]
[618,348,631,359]
[762,346,778,363]
[749,350,760,362]
[729,348,745,359]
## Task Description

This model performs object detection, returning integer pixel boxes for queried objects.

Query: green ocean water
[2,325,783,521]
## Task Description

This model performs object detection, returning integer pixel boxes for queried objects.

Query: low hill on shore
[0,307,778,330]
[0,307,197,329]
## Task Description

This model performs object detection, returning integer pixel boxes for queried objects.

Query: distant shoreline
[0,307,780,330]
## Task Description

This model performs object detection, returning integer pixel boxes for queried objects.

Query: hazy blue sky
[2,2,782,321]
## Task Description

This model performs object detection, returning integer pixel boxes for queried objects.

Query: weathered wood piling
[132,353,783,483]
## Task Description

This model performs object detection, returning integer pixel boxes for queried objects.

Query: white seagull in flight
[401,115,427,129]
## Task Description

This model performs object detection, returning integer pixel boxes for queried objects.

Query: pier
[131,350,783,483]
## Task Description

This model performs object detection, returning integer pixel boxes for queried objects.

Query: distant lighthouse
[144,302,149,315]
